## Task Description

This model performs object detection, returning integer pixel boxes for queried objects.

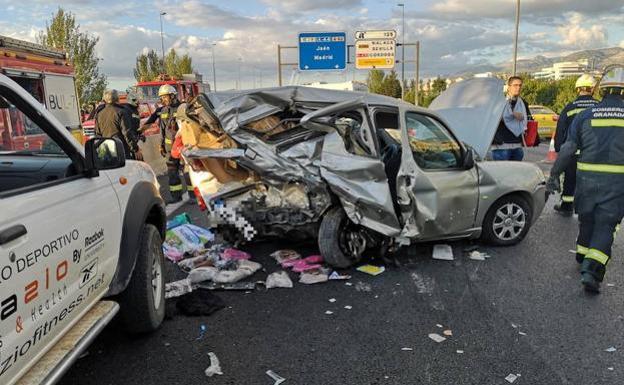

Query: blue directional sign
[298,32,346,71]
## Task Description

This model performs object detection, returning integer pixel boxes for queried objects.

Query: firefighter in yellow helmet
[552,74,599,216]
[142,84,193,204]
[547,65,624,293]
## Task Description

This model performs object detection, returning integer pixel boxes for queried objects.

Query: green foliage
[367,69,402,98]
[134,48,194,82]
[37,7,107,103]
[133,50,163,82]
[518,75,595,113]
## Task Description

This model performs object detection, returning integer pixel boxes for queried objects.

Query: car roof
[206,85,422,110]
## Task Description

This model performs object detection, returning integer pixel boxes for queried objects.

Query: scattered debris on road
[266,370,286,385]
[329,271,351,280]
[505,373,519,383]
[518,331,527,336]
[468,250,489,260]
[165,278,194,299]
[355,281,372,292]
[325,310,334,315]
[456,350,464,354]
[432,244,454,260]
[428,333,447,343]
[205,352,223,377]
[196,324,207,340]
[328,298,336,303]
[356,265,386,276]
[443,329,453,336]
[344,305,352,310]
[401,347,413,351]
[605,347,617,352]
[266,271,293,289]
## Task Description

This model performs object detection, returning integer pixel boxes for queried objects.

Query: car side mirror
[84,137,126,177]
[463,148,475,169]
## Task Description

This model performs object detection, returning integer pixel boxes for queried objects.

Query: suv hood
[429,77,506,159]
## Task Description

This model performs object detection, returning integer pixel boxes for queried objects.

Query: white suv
[0,74,166,385]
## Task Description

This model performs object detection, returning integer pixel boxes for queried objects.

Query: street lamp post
[398,3,405,100]
[512,0,520,75]
[211,43,217,91]
[159,11,167,71]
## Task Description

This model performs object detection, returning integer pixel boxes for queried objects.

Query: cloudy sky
[1,0,623,90]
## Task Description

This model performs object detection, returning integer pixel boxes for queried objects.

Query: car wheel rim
[151,245,163,309]
[492,202,526,241]
[340,221,367,259]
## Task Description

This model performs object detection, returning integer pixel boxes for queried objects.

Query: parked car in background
[529,104,558,139]
[180,78,547,268]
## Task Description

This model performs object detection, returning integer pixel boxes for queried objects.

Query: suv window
[405,112,462,170]
[0,93,77,194]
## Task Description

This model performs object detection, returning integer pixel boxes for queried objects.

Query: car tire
[481,195,532,246]
[118,223,165,333]
[319,206,365,268]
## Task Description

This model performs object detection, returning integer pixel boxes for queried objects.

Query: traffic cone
[545,130,557,163]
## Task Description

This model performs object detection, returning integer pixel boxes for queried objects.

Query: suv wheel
[319,206,366,268]
[118,224,165,333]
[481,195,532,246]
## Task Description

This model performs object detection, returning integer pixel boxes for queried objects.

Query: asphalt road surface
[59,145,624,385]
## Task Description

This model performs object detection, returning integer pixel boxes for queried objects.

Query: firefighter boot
[581,272,600,293]
[580,258,605,293]
[554,202,573,217]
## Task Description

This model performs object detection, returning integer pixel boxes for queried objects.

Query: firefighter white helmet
[599,65,624,90]
[158,84,177,97]
[575,74,597,89]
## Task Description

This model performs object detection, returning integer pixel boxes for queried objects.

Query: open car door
[301,98,402,237]
[395,104,480,241]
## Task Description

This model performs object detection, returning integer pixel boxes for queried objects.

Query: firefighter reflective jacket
[569,94,624,173]
[554,95,599,152]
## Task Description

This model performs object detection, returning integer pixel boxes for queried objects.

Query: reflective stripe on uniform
[576,245,589,255]
[165,138,173,144]
[187,185,195,191]
[577,162,624,173]
[591,119,624,128]
[169,184,183,192]
[567,108,585,117]
[161,112,169,118]
[586,248,609,265]
[575,150,581,155]
[562,195,574,203]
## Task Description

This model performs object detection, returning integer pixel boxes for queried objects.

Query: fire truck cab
[0,35,82,152]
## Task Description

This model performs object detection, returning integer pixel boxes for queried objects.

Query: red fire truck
[135,73,210,103]
[0,35,82,151]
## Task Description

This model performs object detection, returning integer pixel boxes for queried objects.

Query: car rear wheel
[481,195,532,246]
[118,223,165,333]
[319,206,366,268]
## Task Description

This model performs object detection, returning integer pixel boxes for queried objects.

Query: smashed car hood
[429,78,506,159]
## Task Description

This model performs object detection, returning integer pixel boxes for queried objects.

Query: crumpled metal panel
[320,131,401,236]
[429,78,506,159]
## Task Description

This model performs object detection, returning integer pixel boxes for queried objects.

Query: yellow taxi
[529,105,559,139]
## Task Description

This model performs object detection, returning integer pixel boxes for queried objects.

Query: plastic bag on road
[205,352,223,377]
[165,278,194,299]
[266,271,293,289]
[271,249,301,264]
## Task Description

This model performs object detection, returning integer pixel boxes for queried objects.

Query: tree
[382,70,402,98]
[133,50,163,82]
[367,69,403,98]
[37,8,107,103]
[134,48,194,82]
[366,69,385,94]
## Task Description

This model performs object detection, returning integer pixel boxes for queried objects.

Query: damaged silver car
[178,77,546,268]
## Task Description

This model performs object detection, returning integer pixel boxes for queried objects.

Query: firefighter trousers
[167,156,193,201]
[560,155,577,210]
[575,173,624,281]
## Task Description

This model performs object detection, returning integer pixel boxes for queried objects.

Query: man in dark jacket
[491,76,532,161]
[552,74,599,216]
[94,89,142,160]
